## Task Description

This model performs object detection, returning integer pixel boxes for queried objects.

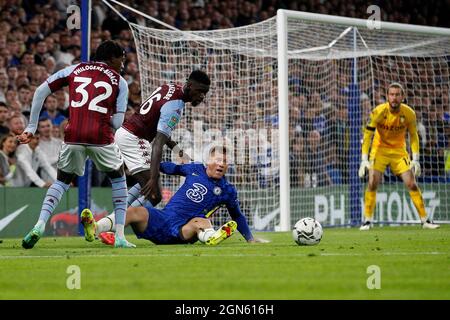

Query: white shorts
[115,127,152,175]
[57,142,123,176]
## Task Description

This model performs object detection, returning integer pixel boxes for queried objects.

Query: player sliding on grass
[20,40,135,249]
[82,146,262,245]
[358,82,439,230]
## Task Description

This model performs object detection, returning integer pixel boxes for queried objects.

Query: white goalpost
[277,10,450,229]
[104,1,450,231]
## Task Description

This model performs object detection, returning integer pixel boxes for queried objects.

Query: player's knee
[126,207,145,222]
[106,165,125,179]
[191,218,211,231]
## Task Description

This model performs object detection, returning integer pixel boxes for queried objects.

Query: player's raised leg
[181,217,237,245]
[360,169,383,231]
[181,217,215,243]
[88,144,136,248]
[80,208,96,242]
[205,221,237,245]
[400,170,440,229]
[97,206,150,245]
[22,170,74,249]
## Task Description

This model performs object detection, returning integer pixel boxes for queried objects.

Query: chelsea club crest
[213,186,222,195]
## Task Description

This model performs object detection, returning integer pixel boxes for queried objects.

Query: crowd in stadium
[0,0,449,188]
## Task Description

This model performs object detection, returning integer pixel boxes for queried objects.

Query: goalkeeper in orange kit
[358,82,439,230]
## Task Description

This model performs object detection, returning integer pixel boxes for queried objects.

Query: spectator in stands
[304,130,331,187]
[0,133,17,187]
[0,102,10,136]
[34,40,50,65]
[0,71,9,103]
[37,117,62,175]
[17,84,32,114]
[6,65,18,87]
[40,94,66,126]
[7,114,26,136]
[11,133,56,188]
[54,89,69,117]
[290,133,306,187]
[25,17,44,48]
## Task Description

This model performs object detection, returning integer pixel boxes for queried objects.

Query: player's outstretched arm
[160,161,195,176]
[408,115,421,176]
[17,82,52,144]
[19,65,77,144]
[226,189,256,243]
[359,121,376,178]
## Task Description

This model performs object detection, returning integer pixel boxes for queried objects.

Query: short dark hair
[188,70,210,86]
[94,40,124,63]
[18,84,30,91]
[38,116,51,123]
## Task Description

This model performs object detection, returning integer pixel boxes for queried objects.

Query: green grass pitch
[0,226,449,300]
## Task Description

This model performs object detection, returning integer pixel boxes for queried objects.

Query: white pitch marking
[0,251,445,259]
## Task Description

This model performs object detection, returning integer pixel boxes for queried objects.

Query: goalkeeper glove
[358,154,370,178]
[410,153,421,176]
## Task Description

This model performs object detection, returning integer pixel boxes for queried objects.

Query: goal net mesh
[129,15,450,229]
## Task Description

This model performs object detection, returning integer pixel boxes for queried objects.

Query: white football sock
[198,228,215,243]
[96,214,115,236]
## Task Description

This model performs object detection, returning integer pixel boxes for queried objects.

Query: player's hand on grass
[142,180,162,206]
[17,132,33,144]
[410,153,421,176]
[358,154,370,178]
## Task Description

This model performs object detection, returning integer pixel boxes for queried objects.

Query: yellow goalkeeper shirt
[362,102,420,154]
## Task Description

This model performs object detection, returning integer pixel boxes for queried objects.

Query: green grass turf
[0,225,449,300]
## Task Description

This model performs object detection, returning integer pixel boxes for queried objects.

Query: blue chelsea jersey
[160,162,253,241]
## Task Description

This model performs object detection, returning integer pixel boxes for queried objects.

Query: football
[292,217,323,245]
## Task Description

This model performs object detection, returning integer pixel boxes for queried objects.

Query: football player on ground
[82,146,266,245]
[19,40,135,248]
[358,82,439,230]
[114,70,210,208]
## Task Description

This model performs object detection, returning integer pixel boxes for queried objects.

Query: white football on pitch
[292,217,323,246]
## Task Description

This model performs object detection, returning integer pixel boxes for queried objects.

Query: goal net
[129,10,450,230]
